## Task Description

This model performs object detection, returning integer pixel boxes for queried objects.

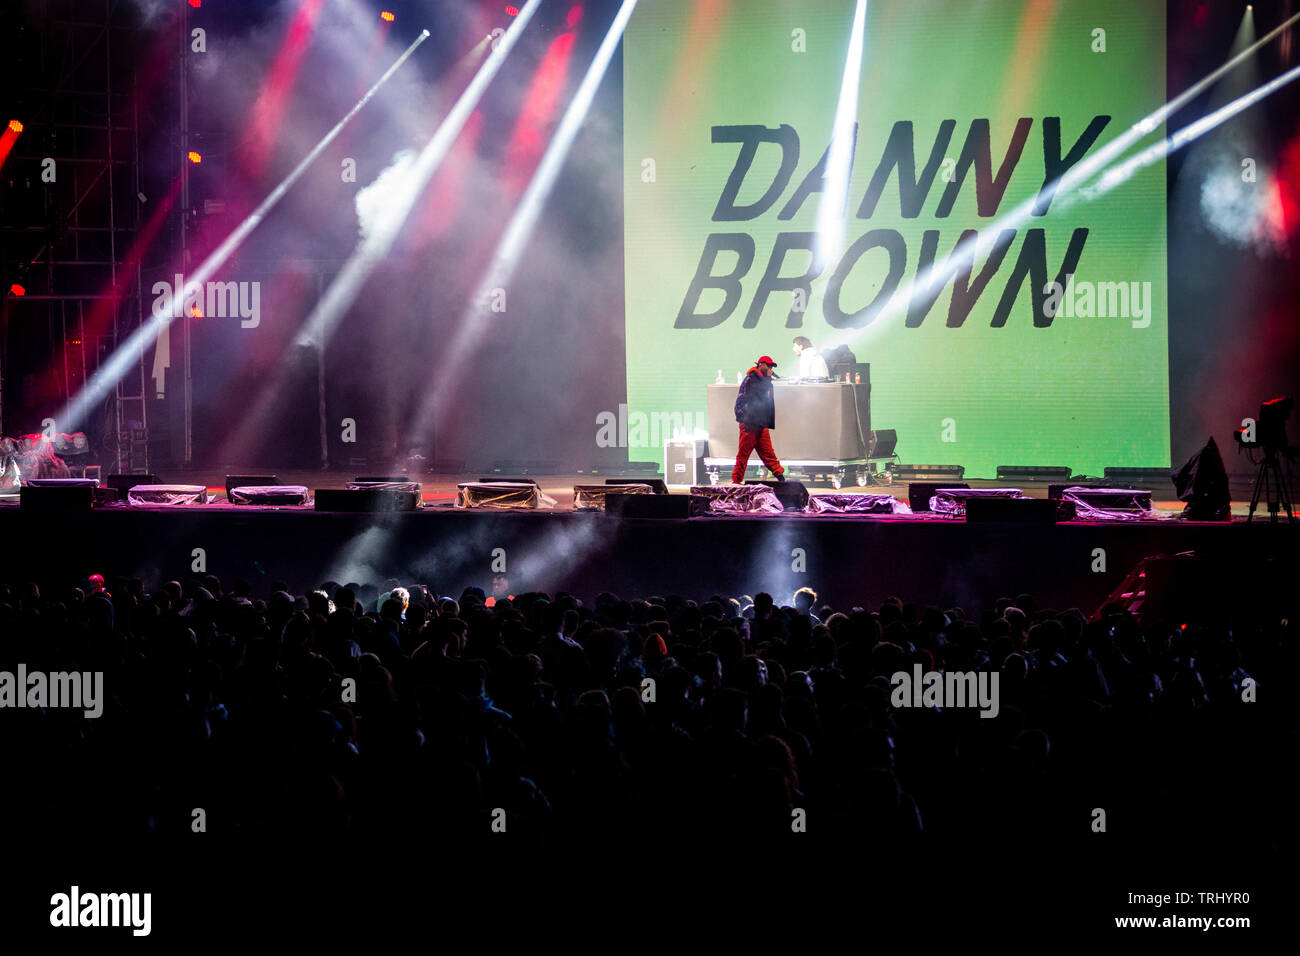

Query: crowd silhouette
[1,572,1292,869]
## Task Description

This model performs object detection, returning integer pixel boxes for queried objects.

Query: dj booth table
[704,377,872,488]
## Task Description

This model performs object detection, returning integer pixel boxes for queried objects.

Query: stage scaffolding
[0,0,151,473]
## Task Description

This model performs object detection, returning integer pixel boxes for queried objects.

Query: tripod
[1246,447,1295,523]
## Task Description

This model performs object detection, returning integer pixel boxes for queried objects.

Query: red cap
[756,356,778,367]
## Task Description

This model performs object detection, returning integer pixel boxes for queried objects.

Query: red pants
[732,425,783,483]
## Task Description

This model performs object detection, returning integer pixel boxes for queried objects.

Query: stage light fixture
[9,284,25,297]
[187,151,202,164]
[507,6,520,16]
[996,465,1073,481]
[889,464,966,480]
[0,120,24,173]
[1102,467,1172,483]
[380,11,395,22]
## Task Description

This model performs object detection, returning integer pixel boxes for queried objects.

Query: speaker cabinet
[746,479,809,511]
[226,475,278,499]
[20,485,93,512]
[965,497,1075,523]
[869,429,898,458]
[105,473,159,496]
[664,439,708,487]
[908,482,970,513]
[1056,486,1153,515]
[1048,481,1109,501]
[606,477,669,495]
[605,493,710,518]
[314,487,420,512]
[477,477,539,487]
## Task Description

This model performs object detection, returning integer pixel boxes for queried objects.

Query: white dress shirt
[798,347,830,381]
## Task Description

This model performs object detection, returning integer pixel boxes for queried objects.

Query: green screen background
[623,0,1169,478]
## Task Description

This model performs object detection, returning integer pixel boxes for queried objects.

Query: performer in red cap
[732,356,785,483]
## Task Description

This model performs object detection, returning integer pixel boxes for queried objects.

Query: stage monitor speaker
[606,477,669,495]
[314,487,420,512]
[106,473,159,495]
[20,484,93,512]
[664,438,708,486]
[23,477,98,488]
[868,429,898,458]
[1048,481,1112,501]
[1060,486,1153,517]
[229,485,310,506]
[965,497,1075,523]
[226,474,278,498]
[746,479,809,511]
[93,487,121,506]
[908,482,969,512]
[605,493,710,518]
[127,484,209,506]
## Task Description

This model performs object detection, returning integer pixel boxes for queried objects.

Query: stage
[4,470,1294,615]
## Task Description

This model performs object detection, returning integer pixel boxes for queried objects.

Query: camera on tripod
[1234,396,1295,523]
[1234,396,1293,456]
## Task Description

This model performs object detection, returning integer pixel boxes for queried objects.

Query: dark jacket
[734,368,776,429]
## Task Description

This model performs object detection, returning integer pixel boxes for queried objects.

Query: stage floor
[3,467,1285,518]
[2,468,1295,616]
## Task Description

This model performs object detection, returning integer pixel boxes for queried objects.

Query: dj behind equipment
[790,336,831,382]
